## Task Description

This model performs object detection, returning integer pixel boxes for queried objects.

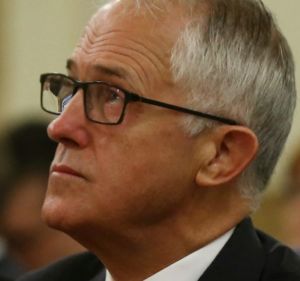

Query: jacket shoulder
[199,218,300,281]
[257,230,300,281]
[17,252,103,281]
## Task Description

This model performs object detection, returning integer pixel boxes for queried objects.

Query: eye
[85,83,126,123]
[105,88,123,104]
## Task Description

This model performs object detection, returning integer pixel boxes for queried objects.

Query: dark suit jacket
[0,254,25,280]
[0,276,13,281]
[17,218,300,281]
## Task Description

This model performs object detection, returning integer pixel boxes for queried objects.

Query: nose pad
[60,88,85,117]
[61,94,73,112]
[58,85,81,113]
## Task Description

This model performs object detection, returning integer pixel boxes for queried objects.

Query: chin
[41,196,83,234]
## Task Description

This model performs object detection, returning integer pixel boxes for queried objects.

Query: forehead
[70,1,187,84]
[91,0,184,41]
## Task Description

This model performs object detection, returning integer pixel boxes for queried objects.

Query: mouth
[51,164,84,178]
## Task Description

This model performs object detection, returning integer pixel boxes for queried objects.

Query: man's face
[42,2,202,236]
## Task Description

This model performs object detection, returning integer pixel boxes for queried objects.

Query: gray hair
[170,0,296,206]
[104,0,297,206]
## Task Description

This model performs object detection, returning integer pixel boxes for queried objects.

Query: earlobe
[195,126,259,187]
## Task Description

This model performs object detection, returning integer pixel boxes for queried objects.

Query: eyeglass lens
[41,74,127,124]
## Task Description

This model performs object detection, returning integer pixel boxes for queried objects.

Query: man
[18,0,300,280]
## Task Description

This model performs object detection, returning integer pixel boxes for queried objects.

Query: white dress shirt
[105,228,234,281]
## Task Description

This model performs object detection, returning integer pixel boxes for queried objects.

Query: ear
[195,126,258,187]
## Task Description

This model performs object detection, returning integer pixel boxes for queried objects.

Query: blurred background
[0,0,299,278]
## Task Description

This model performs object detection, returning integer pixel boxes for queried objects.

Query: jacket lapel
[198,218,265,281]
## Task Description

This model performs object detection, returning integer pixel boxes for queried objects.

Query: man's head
[41,0,295,244]
[168,0,296,204]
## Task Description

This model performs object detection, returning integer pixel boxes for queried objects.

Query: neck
[71,188,250,281]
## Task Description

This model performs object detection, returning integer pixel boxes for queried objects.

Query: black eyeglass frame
[40,73,239,126]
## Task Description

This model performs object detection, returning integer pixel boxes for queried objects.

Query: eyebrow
[66,58,130,80]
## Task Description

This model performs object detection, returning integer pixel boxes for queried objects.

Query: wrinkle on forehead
[80,30,168,81]
[74,37,155,91]
[72,0,186,92]
[83,27,168,72]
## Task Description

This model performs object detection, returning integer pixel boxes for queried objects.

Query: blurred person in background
[0,120,84,279]
[0,238,14,280]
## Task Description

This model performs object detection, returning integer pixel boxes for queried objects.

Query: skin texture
[42,1,258,280]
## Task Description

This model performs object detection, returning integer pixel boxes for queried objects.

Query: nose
[47,91,90,148]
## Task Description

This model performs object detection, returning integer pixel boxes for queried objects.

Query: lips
[51,164,83,178]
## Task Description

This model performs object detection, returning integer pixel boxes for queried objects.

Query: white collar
[105,228,234,281]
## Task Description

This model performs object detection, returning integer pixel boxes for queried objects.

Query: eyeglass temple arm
[127,93,239,125]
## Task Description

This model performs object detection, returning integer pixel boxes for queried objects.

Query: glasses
[40,73,238,125]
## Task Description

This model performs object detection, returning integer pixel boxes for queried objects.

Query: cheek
[89,128,195,223]
[93,129,174,190]
[42,121,197,232]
